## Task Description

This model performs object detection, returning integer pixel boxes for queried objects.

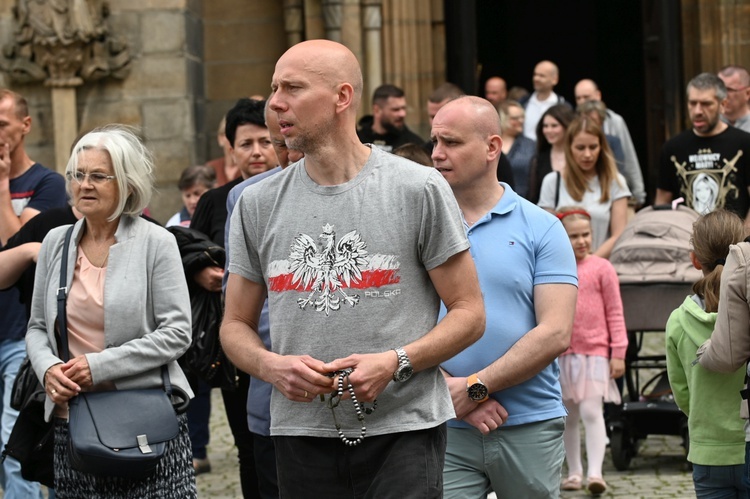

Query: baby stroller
[605,205,699,470]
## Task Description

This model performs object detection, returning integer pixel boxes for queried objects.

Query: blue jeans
[0,339,43,498]
[274,424,446,498]
[693,463,746,498]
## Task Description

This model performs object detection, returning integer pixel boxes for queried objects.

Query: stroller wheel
[610,428,634,471]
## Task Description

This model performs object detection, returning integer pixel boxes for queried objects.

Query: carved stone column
[322,0,343,42]
[362,0,383,111]
[283,0,305,47]
[380,0,437,135]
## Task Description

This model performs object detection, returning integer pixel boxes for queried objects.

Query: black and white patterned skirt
[53,414,197,498]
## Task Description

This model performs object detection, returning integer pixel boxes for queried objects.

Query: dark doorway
[471,0,653,200]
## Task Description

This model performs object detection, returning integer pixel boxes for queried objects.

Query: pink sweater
[564,255,628,359]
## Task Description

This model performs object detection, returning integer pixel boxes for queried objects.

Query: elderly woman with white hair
[26,125,196,496]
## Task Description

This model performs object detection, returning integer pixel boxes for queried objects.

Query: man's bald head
[484,77,507,107]
[533,61,559,95]
[574,79,602,105]
[437,96,502,139]
[275,40,363,112]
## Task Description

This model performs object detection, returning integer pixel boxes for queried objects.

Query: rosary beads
[325,368,377,446]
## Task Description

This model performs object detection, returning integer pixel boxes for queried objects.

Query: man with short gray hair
[656,73,750,221]
[718,65,750,133]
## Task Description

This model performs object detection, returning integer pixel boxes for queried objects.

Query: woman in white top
[538,116,630,258]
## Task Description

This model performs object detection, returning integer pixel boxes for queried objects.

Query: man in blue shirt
[432,96,578,498]
[0,88,66,498]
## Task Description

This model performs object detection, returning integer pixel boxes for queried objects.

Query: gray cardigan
[26,215,194,421]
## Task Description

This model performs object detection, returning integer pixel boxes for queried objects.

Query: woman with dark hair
[527,104,576,203]
[537,116,630,258]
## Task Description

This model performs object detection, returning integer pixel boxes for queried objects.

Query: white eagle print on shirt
[288,223,369,315]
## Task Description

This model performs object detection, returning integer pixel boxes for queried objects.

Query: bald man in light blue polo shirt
[432,95,578,498]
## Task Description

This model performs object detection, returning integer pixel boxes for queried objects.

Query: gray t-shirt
[228,147,469,438]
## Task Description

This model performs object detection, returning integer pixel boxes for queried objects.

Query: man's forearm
[0,242,39,289]
[0,189,21,246]
[478,322,569,393]
[405,304,485,372]
[220,317,275,381]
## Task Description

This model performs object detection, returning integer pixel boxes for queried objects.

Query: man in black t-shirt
[656,72,750,220]
[356,84,424,151]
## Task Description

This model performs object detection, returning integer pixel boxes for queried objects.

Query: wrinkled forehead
[274,48,332,83]
[687,86,720,103]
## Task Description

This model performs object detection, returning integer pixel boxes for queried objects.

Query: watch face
[468,383,488,401]
[395,365,413,382]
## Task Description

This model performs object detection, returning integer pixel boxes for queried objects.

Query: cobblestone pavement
[199,400,695,498]
[197,332,696,498]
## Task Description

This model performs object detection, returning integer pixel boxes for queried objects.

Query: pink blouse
[54,250,114,417]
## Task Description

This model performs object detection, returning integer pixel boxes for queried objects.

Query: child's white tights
[562,396,607,479]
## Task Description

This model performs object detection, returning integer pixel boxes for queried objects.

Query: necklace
[81,236,113,268]
[462,211,485,226]
[324,368,377,446]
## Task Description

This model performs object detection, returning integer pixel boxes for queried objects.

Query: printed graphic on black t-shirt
[659,127,750,218]
[670,149,742,214]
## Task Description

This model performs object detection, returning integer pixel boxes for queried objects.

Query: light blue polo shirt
[440,183,577,427]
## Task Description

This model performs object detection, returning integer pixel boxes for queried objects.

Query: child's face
[181,183,211,217]
[563,218,592,261]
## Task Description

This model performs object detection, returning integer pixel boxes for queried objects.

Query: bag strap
[554,170,561,208]
[56,225,75,362]
[56,224,172,394]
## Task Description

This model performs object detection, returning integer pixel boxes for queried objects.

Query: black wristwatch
[392,348,413,382]
[466,373,489,403]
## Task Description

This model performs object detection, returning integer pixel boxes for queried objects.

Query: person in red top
[556,206,628,495]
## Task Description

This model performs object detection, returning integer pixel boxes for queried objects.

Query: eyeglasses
[66,171,116,185]
[508,115,525,121]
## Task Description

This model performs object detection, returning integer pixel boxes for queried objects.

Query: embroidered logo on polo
[267,224,401,315]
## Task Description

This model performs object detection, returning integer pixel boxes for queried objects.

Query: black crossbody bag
[58,225,188,478]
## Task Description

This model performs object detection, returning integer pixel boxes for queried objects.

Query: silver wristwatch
[392,348,413,382]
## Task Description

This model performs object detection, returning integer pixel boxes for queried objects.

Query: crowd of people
[2,39,750,498]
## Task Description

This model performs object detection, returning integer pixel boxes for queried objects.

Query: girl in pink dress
[556,206,628,495]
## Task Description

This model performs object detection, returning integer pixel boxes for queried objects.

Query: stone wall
[0,0,209,223]
[202,0,287,161]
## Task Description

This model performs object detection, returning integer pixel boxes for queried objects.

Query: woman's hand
[61,355,94,389]
[44,363,81,404]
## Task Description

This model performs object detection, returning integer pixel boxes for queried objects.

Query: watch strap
[466,373,489,403]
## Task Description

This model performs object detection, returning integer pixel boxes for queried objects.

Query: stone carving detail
[2,0,131,87]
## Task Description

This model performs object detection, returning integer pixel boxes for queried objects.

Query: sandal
[561,475,583,490]
[587,476,607,495]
